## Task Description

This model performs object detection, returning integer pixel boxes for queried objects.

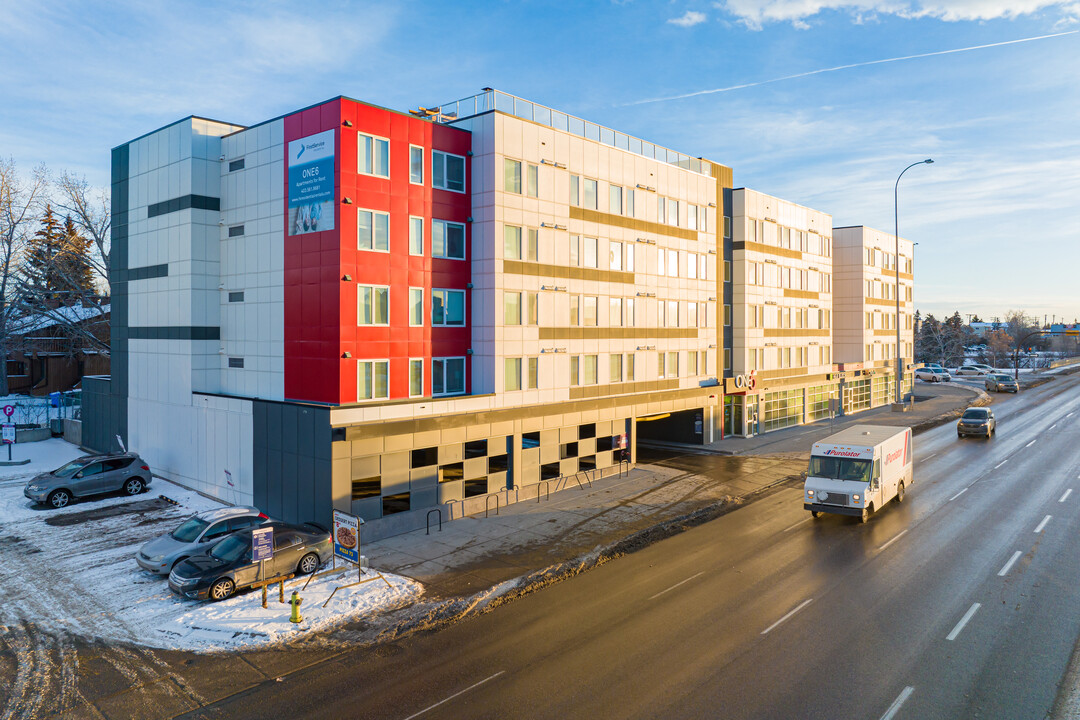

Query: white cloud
[668,10,708,26]
[716,0,1080,28]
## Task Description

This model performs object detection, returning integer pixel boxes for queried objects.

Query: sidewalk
[364,379,985,602]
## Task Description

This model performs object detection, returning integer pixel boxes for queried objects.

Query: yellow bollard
[289,591,303,624]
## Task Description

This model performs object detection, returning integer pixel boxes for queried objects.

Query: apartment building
[725,188,837,436]
[85,90,732,539]
[832,225,915,411]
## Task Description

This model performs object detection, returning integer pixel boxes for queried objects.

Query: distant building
[6,304,110,396]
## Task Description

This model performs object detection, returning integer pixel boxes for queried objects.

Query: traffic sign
[2,405,13,418]
[252,526,274,562]
[1,424,14,444]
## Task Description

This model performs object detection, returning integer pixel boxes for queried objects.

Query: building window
[527,164,538,198]
[409,359,423,397]
[569,235,580,266]
[432,289,465,326]
[724,216,732,238]
[409,216,423,255]
[527,228,538,261]
[687,302,698,328]
[570,355,579,385]
[228,158,245,172]
[583,236,598,268]
[504,225,522,260]
[528,357,539,389]
[503,158,522,193]
[432,220,465,259]
[627,353,635,381]
[409,287,424,326]
[433,150,466,192]
[626,244,635,272]
[409,145,424,184]
[358,210,389,252]
[609,297,623,326]
[668,249,679,277]
[228,291,245,303]
[358,286,389,325]
[228,224,244,237]
[382,492,410,516]
[609,241,622,271]
[358,360,389,400]
[627,188,635,218]
[358,134,389,177]
[433,357,465,396]
[581,355,598,384]
[503,291,521,325]
[724,304,732,326]
[687,351,698,376]
[687,253,698,279]
[626,298,635,326]
[667,198,679,227]
[583,296,598,326]
[688,205,698,230]
[570,295,580,325]
[724,260,732,283]
[610,353,623,383]
[570,175,580,206]
[351,476,380,500]
[228,357,244,369]
[667,351,679,378]
[526,292,538,325]
[504,357,522,391]
[583,178,598,209]
[609,185,622,215]
[658,351,665,379]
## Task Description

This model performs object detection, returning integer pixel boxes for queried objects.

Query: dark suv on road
[23,452,152,508]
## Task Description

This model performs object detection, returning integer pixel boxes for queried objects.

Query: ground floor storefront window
[762,389,803,433]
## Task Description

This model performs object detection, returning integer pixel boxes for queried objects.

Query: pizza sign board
[333,509,361,565]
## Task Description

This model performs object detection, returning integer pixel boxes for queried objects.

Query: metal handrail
[426,508,442,535]
[536,479,550,503]
[485,493,500,518]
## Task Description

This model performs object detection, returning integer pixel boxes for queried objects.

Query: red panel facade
[284,98,472,405]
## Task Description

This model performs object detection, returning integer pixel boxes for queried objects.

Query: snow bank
[0,438,422,652]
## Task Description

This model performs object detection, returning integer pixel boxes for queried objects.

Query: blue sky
[2,0,1077,322]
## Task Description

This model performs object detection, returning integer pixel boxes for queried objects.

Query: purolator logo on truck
[823,449,863,457]
[885,448,905,465]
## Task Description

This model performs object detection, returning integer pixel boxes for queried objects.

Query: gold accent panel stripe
[539,327,700,340]
[732,240,803,261]
[569,379,680,400]
[502,260,637,285]
[569,206,699,242]
[865,298,911,307]
[783,289,820,300]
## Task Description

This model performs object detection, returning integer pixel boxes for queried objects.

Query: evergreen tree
[23,204,64,305]
[56,215,96,299]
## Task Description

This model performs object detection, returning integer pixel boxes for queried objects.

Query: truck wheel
[810,511,819,518]
[860,507,870,523]
[896,481,905,503]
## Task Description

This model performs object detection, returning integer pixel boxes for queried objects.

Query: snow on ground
[0,438,422,652]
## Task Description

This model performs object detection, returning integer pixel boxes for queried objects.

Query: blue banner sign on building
[287,129,335,236]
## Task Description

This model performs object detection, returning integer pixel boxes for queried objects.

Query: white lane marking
[649,571,705,600]
[879,686,915,720]
[1068,412,1075,418]
[1034,515,1052,534]
[998,550,1022,577]
[783,517,811,533]
[946,603,982,641]
[401,671,506,720]
[1061,489,1073,503]
[879,529,908,551]
[1050,424,1058,430]
[761,598,813,635]
[949,488,968,502]
[1026,440,1037,448]
[995,460,1008,469]
[924,452,938,461]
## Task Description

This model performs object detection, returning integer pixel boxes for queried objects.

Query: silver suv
[24,452,152,509]
[136,506,270,574]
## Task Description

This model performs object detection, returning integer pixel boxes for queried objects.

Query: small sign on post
[334,509,361,578]
[252,526,274,608]
[2,423,14,462]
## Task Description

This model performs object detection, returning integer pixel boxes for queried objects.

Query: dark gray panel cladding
[252,400,333,527]
[147,194,220,218]
[81,379,126,453]
[128,326,221,340]
[124,264,169,281]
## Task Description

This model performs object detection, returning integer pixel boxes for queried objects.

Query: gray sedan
[136,506,270,574]
[24,453,152,509]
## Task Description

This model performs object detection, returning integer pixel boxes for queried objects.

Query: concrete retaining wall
[63,419,82,446]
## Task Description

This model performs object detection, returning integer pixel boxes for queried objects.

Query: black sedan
[168,521,332,601]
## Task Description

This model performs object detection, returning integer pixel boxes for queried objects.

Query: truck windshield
[808,456,872,482]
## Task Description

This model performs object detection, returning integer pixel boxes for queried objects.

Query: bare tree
[0,159,48,395]
[985,329,1012,368]
[54,171,110,290]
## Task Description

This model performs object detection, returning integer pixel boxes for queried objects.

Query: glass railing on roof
[434,89,712,178]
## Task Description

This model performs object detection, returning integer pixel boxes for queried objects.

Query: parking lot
[0,439,420,653]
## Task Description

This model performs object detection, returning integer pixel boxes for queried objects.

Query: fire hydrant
[289,591,303,624]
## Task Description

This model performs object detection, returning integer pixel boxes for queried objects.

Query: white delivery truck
[803,425,913,523]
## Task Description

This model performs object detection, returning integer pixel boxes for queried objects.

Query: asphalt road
[180,372,1080,720]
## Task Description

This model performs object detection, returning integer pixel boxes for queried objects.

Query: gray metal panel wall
[81,377,126,453]
[252,400,333,526]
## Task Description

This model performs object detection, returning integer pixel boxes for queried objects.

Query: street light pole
[894,158,933,405]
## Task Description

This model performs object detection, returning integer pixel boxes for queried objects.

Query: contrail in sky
[625,30,1078,106]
